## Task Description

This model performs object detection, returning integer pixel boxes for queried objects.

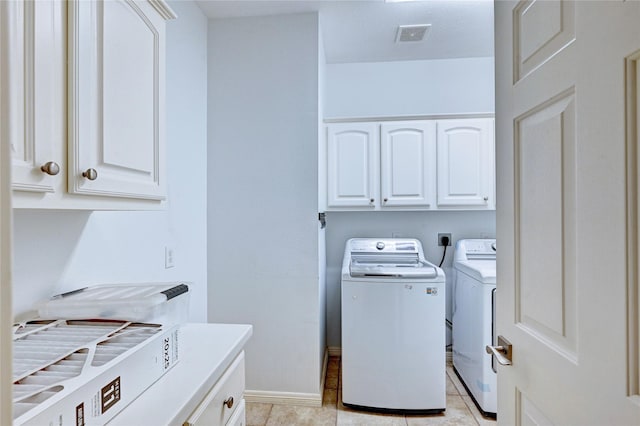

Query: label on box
[163,328,179,371]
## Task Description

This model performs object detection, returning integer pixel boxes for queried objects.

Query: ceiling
[195,0,495,64]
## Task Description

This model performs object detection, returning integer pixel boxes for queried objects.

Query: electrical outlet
[165,246,175,269]
[438,233,452,246]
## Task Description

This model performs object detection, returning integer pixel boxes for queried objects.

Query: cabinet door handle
[383,198,388,203]
[40,161,60,176]
[82,168,98,181]
[369,198,375,203]
[223,396,234,409]
[483,196,489,201]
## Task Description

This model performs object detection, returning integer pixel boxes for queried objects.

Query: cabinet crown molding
[148,0,177,20]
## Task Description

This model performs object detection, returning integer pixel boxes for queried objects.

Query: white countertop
[108,322,252,426]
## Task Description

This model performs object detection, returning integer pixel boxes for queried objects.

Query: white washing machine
[341,238,446,413]
[452,238,497,417]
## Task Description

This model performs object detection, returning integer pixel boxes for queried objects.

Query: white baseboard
[244,390,322,407]
[249,348,447,406]
[245,348,329,408]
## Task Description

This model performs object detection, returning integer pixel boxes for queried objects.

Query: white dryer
[452,238,497,417]
[341,238,446,413]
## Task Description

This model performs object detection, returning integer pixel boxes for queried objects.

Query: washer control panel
[349,238,419,254]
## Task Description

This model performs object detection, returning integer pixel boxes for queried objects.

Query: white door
[0,3,14,421]
[495,1,640,424]
[436,118,494,208]
[8,0,64,193]
[326,123,379,208]
[0,125,11,424]
[68,0,171,200]
[380,121,436,208]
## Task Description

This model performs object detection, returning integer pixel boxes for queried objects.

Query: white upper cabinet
[6,0,175,209]
[68,0,174,201]
[327,123,379,208]
[8,1,65,194]
[380,122,436,208]
[323,117,495,211]
[436,119,494,208]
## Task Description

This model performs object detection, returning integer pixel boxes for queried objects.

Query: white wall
[323,57,496,348]
[12,0,209,322]
[207,13,323,396]
[325,57,495,118]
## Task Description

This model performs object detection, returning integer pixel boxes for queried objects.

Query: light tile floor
[246,356,497,426]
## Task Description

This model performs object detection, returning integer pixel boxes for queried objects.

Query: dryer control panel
[454,239,496,261]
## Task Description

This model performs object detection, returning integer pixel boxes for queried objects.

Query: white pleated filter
[12,320,161,419]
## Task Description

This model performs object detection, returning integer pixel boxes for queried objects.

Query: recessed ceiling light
[395,24,431,43]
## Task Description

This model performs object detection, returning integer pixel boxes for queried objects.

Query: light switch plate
[165,246,175,269]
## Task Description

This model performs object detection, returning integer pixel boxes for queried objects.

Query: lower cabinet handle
[223,396,234,409]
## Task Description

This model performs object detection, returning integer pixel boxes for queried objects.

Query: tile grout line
[251,356,484,426]
[460,396,482,426]
[265,403,274,426]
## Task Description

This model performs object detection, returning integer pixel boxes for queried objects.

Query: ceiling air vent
[395,24,431,43]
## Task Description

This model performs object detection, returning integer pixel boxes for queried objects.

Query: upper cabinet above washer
[325,121,436,211]
[7,0,176,209]
[379,121,436,209]
[322,117,495,212]
[326,122,379,209]
[436,119,495,209]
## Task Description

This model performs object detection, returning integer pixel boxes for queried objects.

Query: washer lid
[349,256,437,278]
[454,260,496,284]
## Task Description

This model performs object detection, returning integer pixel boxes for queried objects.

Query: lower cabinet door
[225,398,246,426]
[183,351,245,426]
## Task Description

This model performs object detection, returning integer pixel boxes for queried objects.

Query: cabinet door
[8,1,64,193]
[436,119,494,208]
[68,0,174,200]
[326,123,379,208]
[380,121,436,208]
[184,352,245,426]
[225,398,245,426]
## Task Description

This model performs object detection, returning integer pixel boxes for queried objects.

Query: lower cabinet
[108,324,252,426]
[226,399,246,426]
[184,352,246,426]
